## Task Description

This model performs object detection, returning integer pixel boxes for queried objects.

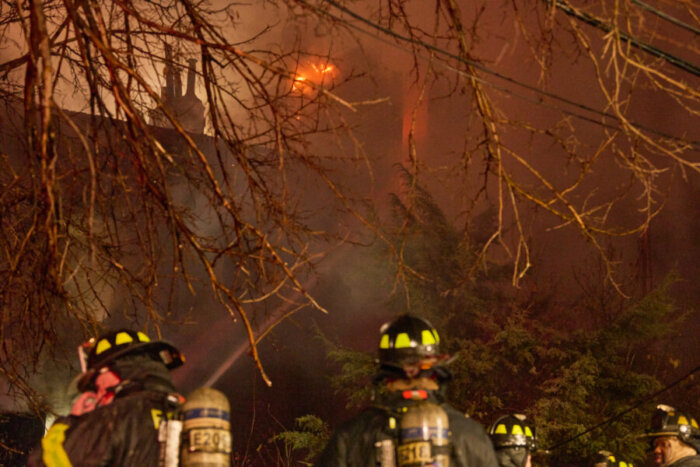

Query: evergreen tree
[322,171,689,466]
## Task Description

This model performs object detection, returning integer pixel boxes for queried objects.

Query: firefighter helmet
[378,314,444,368]
[590,450,634,467]
[77,329,184,391]
[639,404,700,449]
[489,414,537,451]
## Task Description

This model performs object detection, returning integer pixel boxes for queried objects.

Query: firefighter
[314,313,498,466]
[488,413,536,467]
[637,404,700,467]
[28,329,185,466]
[589,450,634,467]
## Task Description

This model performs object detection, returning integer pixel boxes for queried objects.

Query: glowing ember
[311,63,335,74]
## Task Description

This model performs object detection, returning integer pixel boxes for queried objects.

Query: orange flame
[292,62,338,94]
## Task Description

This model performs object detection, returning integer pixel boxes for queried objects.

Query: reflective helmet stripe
[379,334,390,349]
[394,333,412,348]
[115,332,134,345]
[95,339,111,355]
[137,331,150,342]
[512,425,523,435]
[494,424,507,434]
[421,330,436,345]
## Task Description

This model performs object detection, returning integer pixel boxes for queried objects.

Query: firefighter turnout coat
[28,374,180,466]
[669,455,700,467]
[314,390,499,467]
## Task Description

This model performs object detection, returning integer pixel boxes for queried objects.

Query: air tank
[180,387,232,467]
[397,401,450,466]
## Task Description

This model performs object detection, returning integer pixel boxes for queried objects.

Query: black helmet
[638,404,700,450]
[590,450,634,467]
[77,329,184,391]
[378,314,444,367]
[489,414,537,451]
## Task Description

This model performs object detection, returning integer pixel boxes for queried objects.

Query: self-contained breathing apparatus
[75,330,232,466]
[375,314,454,466]
[375,391,452,467]
[158,386,233,467]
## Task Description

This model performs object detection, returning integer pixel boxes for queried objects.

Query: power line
[550,0,700,76]
[631,0,700,36]
[305,0,699,148]
[298,1,700,451]
[546,363,700,451]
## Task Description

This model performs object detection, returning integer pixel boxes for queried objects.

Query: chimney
[186,59,197,97]
[173,64,182,100]
[164,45,174,102]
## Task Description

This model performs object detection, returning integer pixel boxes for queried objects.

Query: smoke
[3,1,698,461]
[150,0,700,431]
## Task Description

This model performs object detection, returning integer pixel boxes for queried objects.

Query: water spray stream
[203,281,318,388]
[203,340,250,387]
[201,246,348,387]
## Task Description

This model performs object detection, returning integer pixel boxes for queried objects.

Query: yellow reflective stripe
[95,339,111,355]
[42,423,72,467]
[511,425,523,435]
[115,332,134,345]
[494,424,507,434]
[379,334,390,349]
[151,409,163,429]
[678,416,689,426]
[421,330,436,345]
[433,330,440,344]
[394,333,411,348]
[524,426,533,437]
[609,456,616,462]
[137,332,150,342]
[692,418,699,429]
[620,463,627,467]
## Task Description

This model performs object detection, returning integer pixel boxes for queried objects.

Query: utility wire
[631,0,700,36]
[323,12,638,139]
[301,0,699,450]
[550,0,700,76]
[546,363,700,451]
[297,0,700,450]
[305,0,699,148]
